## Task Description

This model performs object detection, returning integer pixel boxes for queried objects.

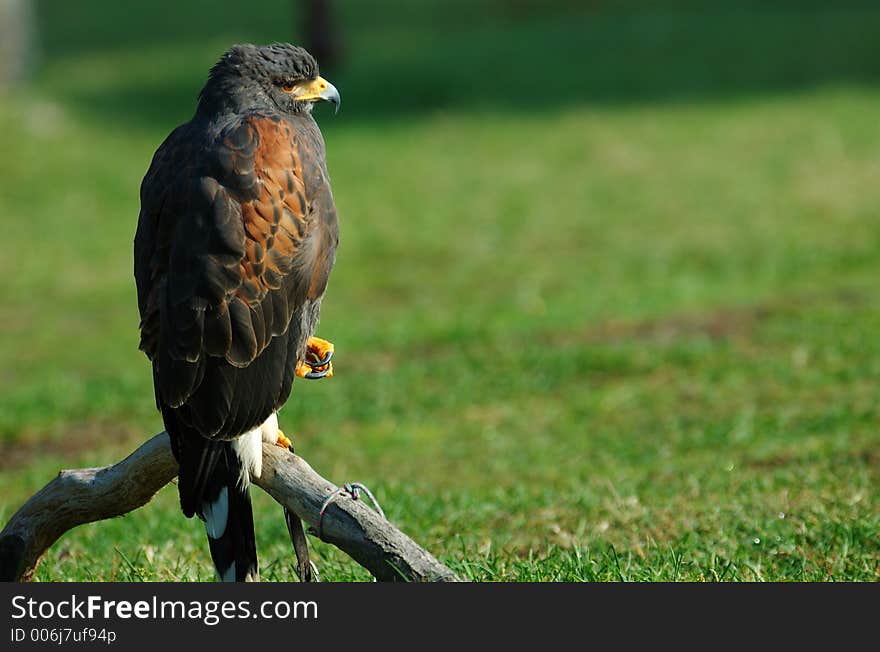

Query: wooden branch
[0,433,178,582]
[0,432,459,582]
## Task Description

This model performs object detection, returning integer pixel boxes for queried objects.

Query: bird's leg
[295,336,334,380]
[275,429,317,582]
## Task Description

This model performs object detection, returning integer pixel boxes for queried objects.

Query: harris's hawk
[134,44,340,581]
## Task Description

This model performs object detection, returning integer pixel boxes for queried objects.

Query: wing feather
[135,111,338,438]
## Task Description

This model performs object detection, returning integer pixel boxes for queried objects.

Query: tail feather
[202,451,258,582]
[165,408,259,582]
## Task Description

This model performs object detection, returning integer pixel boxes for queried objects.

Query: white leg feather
[260,412,280,446]
[230,412,279,484]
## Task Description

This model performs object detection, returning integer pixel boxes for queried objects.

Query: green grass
[1,0,879,581]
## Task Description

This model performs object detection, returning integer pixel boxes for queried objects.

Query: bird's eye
[280,81,296,92]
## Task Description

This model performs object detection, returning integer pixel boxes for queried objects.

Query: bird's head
[198,43,340,117]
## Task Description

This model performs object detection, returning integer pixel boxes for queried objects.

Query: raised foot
[295,336,335,380]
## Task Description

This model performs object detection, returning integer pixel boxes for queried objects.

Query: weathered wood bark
[0,432,459,582]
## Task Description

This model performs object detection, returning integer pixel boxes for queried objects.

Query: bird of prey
[134,44,341,581]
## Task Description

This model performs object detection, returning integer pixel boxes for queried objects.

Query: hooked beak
[287,76,341,114]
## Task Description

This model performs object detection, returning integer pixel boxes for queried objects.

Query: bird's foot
[275,429,294,451]
[295,336,334,380]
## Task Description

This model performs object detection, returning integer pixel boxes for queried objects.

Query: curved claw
[305,349,333,368]
[304,363,333,380]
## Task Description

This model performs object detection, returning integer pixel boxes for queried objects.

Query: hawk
[134,44,341,581]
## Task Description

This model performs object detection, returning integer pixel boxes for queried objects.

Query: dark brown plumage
[134,44,340,581]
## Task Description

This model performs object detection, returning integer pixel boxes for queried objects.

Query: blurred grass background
[1,0,879,580]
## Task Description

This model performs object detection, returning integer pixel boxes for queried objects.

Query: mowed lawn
[1,1,879,580]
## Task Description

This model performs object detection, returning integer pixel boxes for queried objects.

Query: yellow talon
[276,429,293,450]
[307,336,334,359]
[296,336,335,379]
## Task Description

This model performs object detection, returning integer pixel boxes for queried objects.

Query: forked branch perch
[0,432,459,582]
